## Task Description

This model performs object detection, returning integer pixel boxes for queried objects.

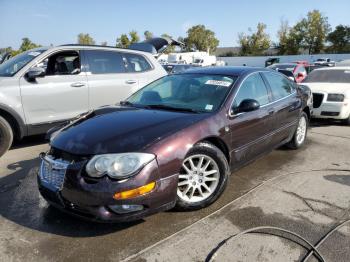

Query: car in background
[0,43,170,157]
[314,58,336,67]
[268,63,307,83]
[38,66,311,222]
[162,63,196,74]
[302,67,350,124]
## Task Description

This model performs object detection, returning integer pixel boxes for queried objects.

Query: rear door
[19,49,89,128]
[262,71,300,145]
[228,72,275,167]
[83,50,139,109]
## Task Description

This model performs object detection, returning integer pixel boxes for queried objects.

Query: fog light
[113,182,156,200]
[109,204,144,214]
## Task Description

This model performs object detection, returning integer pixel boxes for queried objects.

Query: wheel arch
[0,104,26,139]
[303,106,311,120]
[198,136,230,164]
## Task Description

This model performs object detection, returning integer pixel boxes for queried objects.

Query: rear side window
[264,72,293,101]
[85,50,126,74]
[234,73,270,107]
[123,53,152,72]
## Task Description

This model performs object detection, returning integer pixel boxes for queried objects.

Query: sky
[0,0,349,49]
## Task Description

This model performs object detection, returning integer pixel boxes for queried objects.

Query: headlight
[85,153,155,179]
[327,94,345,102]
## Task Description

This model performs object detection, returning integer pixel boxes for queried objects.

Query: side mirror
[232,99,260,114]
[26,67,45,81]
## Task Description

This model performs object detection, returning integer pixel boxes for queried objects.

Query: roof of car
[182,66,269,76]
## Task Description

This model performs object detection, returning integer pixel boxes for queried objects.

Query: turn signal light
[113,182,156,200]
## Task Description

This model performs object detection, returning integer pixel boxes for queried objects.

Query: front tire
[286,112,308,149]
[0,116,13,157]
[175,142,229,211]
[343,115,350,126]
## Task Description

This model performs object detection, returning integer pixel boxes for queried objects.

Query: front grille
[321,111,340,116]
[312,93,324,108]
[40,156,69,190]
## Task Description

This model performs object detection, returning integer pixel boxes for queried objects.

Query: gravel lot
[0,122,349,262]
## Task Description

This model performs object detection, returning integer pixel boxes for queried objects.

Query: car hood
[303,82,350,94]
[51,106,208,155]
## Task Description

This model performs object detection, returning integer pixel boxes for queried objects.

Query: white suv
[0,44,167,157]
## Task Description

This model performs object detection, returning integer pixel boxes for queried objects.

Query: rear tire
[0,116,13,157]
[286,112,308,149]
[175,142,229,211]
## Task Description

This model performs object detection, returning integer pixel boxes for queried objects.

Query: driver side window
[233,73,269,108]
[43,51,81,76]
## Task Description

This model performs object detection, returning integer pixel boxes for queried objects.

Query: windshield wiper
[144,104,199,113]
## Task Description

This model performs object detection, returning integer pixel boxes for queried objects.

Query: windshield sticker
[205,80,232,87]
[205,104,213,111]
[28,51,41,57]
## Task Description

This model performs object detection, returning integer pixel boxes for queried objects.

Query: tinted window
[303,69,350,83]
[128,74,236,112]
[234,73,269,107]
[123,53,151,72]
[264,72,292,100]
[85,50,126,74]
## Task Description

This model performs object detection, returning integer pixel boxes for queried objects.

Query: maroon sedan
[38,67,311,222]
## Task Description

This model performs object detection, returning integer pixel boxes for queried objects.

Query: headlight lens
[327,93,345,102]
[86,153,155,179]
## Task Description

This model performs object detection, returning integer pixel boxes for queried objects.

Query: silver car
[0,44,167,157]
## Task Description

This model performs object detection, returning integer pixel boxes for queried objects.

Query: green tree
[327,25,350,53]
[116,31,140,48]
[298,10,330,54]
[238,23,271,56]
[77,33,95,45]
[116,34,130,48]
[144,30,153,40]
[19,37,41,52]
[184,25,219,54]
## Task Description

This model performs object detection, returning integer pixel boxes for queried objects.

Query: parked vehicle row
[38,66,311,222]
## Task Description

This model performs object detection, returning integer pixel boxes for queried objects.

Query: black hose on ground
[206,219,350,262]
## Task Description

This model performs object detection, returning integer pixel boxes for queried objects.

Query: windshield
[127,74,236,113]
[269,64,296,72]
[303,69,350,83]
[0,49,46,77]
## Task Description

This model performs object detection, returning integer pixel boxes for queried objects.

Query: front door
[228,72,275,168]
[20,50,89,128]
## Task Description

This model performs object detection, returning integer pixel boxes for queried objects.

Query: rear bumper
[37,158,178,223]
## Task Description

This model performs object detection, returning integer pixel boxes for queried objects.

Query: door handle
[125,80,137,84]
[71,82,85,87]
[268,109,275,115]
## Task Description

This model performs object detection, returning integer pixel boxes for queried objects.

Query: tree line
[1,9,349,57]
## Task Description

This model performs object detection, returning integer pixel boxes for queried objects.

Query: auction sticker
[205,80,232,87]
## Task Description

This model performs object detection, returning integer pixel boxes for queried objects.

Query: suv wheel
[344,115,350,126]
[0,116,13,157]
[286,112,308,149]
[175,142,229,211]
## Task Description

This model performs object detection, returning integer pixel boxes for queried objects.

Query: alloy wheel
[177,154,220,203]
[296,116,307,145]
